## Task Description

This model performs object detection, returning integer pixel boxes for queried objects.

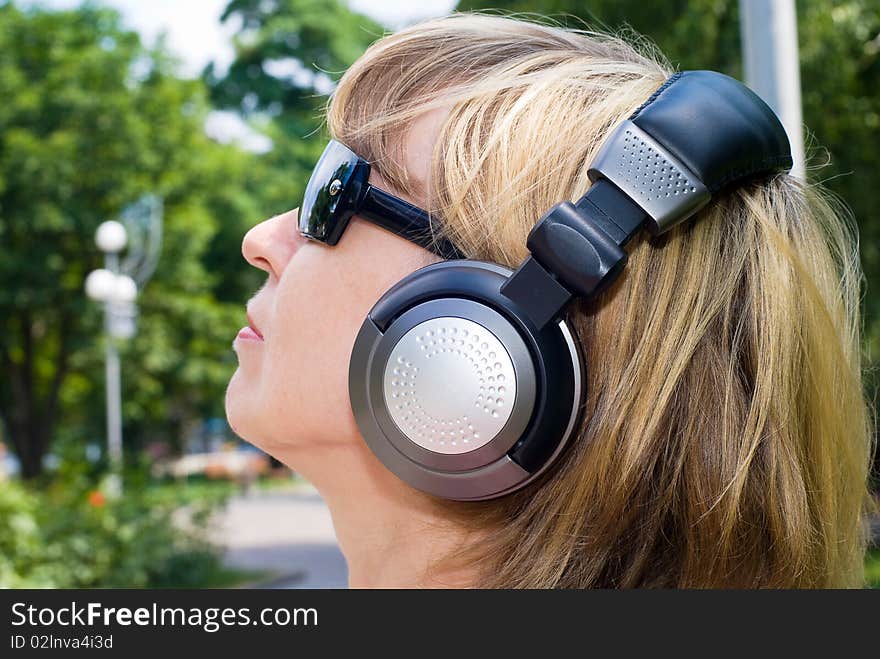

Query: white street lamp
[84,269,118,302]
[111,274,138,304]
[84,200,163,493]
[95,220,128,253]
[86,221,132,489]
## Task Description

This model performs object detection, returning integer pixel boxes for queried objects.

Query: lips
[246,310,264,340]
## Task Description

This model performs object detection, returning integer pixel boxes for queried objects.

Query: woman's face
[225,111,445,460]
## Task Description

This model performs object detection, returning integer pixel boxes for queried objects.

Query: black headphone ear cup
[349,260,584,501]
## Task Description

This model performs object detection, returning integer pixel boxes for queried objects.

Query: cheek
[260,258,372,444]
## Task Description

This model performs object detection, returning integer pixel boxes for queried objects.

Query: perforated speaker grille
[383,317,516,455]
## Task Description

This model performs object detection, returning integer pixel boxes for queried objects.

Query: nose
[242,208,307,281]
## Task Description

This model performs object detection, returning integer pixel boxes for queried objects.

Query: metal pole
[739,0,806,180]
[104,252,123,481]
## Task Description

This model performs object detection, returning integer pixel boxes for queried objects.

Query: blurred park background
[1,0,878,588]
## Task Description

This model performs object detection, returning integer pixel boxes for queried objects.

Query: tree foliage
[0,3,258,476]
[205,0,385,218]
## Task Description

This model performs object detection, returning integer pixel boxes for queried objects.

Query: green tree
[0,3,258,476]
[205,0,385,217]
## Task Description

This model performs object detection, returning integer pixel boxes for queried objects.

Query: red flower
[87,490,106,508]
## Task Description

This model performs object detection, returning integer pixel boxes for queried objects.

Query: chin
[224,368,253,441]
[225,370,286,458]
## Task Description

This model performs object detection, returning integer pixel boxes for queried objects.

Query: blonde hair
[328,13,875,587]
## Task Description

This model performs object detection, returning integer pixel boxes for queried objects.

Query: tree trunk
[0,309,71,480]
[2,410,47,480]
[19,428,46,480]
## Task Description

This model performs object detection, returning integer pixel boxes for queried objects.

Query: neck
[283,442,480,588]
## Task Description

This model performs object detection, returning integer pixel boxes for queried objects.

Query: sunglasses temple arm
[359,185,465,260]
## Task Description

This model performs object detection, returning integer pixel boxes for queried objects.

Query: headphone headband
[590,70,793,235]
[502,70,794,329]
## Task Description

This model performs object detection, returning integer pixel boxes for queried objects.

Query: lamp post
[739,0,806,180]
[85,221,138,491]
[84,196,163,493]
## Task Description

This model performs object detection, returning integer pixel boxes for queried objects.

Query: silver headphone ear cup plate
[383,316,517,455]
[368,298,535,473]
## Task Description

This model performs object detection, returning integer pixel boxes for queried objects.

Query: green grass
[150,564,273,589]
[200,566,275,589]
[865,547,880,588]
[148,476,238,502]
[255,473,310,491]
[150,472,309,498]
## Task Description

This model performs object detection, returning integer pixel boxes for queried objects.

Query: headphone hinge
[523,201,628,302]
[500,256,572,329]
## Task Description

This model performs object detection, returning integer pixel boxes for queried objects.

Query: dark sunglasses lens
[300,141,360,242]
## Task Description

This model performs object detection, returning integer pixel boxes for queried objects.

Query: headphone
[348,71,793,501]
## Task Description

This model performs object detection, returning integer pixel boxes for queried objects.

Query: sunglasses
[299,140,463,260]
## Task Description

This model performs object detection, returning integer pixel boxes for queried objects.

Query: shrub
[0,461,230,588]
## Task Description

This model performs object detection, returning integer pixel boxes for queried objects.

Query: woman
[225,14,874,588]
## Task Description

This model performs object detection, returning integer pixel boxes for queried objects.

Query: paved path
[212,483,348,589]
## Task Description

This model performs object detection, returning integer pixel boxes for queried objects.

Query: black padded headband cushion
[629,71,793,194]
